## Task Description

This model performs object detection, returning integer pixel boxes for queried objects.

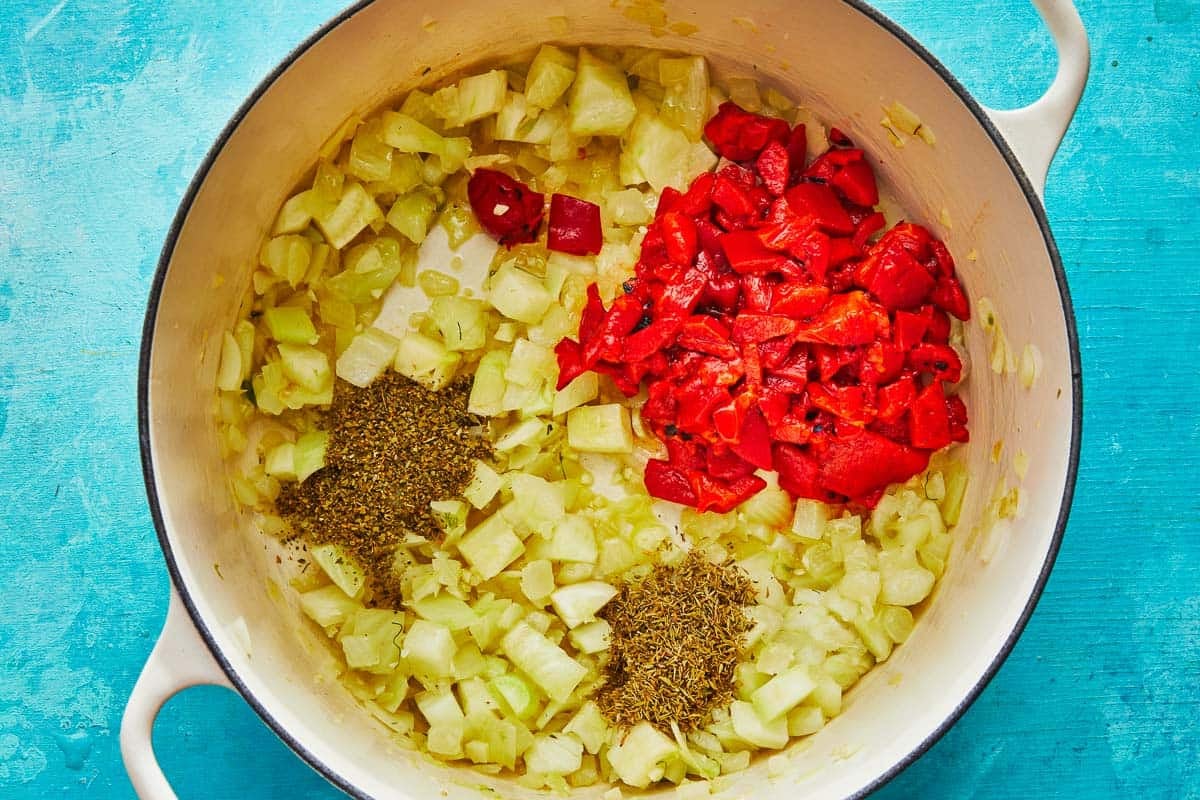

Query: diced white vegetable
[606,721,677,788]
[299,584,361,628]
[394,331,461,390]
[402,620,457,679]
[791,498,829,540]
[563,701,607,754]
[567,619,611,655]
[730,700,788,749]
[525,733,584,775]
[550,581,618,628]
[335,327,400,388]
[526,45,577,109]
[468,349,509,416]
[489,263,555,324]
[501,621,587,703]
[310,544,366,599]
[463,460,503,509]
[489,672,539,720]
[521,559,556,602]
[625,113,691,192]
[567,404,633,453]
[751,667,816,720]
[569,49,637,137]
[543,516,597,563]
[216,331,243,392]
[552,372,599,417]
[458,513,525,580]
[340,608,405,673]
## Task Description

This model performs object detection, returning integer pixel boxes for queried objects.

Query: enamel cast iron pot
[123,1,1088,797]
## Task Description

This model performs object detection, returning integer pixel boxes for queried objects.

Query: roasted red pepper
[704,102,791,161]
[467,168,545,246]
[547,193,602,255]
[553,104,971,514]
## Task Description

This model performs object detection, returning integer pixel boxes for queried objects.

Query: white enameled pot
[123,2,1088,798]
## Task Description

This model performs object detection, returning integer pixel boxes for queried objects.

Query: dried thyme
[276,372,491,597]
[596,550,756,732]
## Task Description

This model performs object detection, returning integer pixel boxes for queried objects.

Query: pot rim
[137,2,1083,797]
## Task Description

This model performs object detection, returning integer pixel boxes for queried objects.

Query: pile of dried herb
[596,550,757,732]
[276,372,490,592]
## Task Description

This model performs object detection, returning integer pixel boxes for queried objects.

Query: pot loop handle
[983,0,1090,199]
[121,587,233,800]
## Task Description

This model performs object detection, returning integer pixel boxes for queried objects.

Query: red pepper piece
[786,123,808,176]
[929,239,957,278]
[794,291,889,346]
[677,316,739,359]
[547,193,603,255]
[930,273,971,320]
[643,381,677,425]
[703,272,741,311]
[656,266,709,319]
[644,459,699,506]
[581,294,643,367]
[755,140,791,196]
[660,211,699,266]
[591,360,640,396]
[628,351,669,384]
[828,127,854,147]
[785,183,856,234]
[623,318,681,363]
[808,382,877,425]
[852,211,887,251]
[579,284,607,345]
[830,157,879,207]
[907,342,963,383]
[909,380,952,450]
[554,338,585,390]
[712,174,758,221]
[758,336,795,370]
[678,172,716,216]
[770,339,811,377]
[720,230,793,274]
[758,383,792,426]
[705,445,757,481]
[467,168,545,247]
[676,385,729,433]
[859,339,907,384]
[742,341,763,392]
[655,187,683,218]
[731,405,774,470]
[773,416,814,445]
[704,102,791,161]
[925,308,952,344]
[947,393,970,443]
[690,471,767,513]
[876,375,916,422]
[665,435,707,472]
[740,273,774,312]
[816,425,930,501]
[828,236,863,267]
[892,308,931,351]
[857,240,936,311]
[772,283,830,316]
[732,313,798,344]
[774,443,843,502]
[812,344,860,383]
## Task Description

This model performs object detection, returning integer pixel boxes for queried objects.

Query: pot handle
[983,0,1090,198]
[121,587,233,800]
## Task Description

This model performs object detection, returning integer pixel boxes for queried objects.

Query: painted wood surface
[0,1,1196,797]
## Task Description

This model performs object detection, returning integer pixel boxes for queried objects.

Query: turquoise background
[1,0,1197,797]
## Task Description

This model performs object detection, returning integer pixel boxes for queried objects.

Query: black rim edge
[136,2,1084,798]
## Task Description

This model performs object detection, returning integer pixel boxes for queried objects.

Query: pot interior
[142,1,1076,798]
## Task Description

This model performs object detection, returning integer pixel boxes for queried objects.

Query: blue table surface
[1,0,1197,797]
